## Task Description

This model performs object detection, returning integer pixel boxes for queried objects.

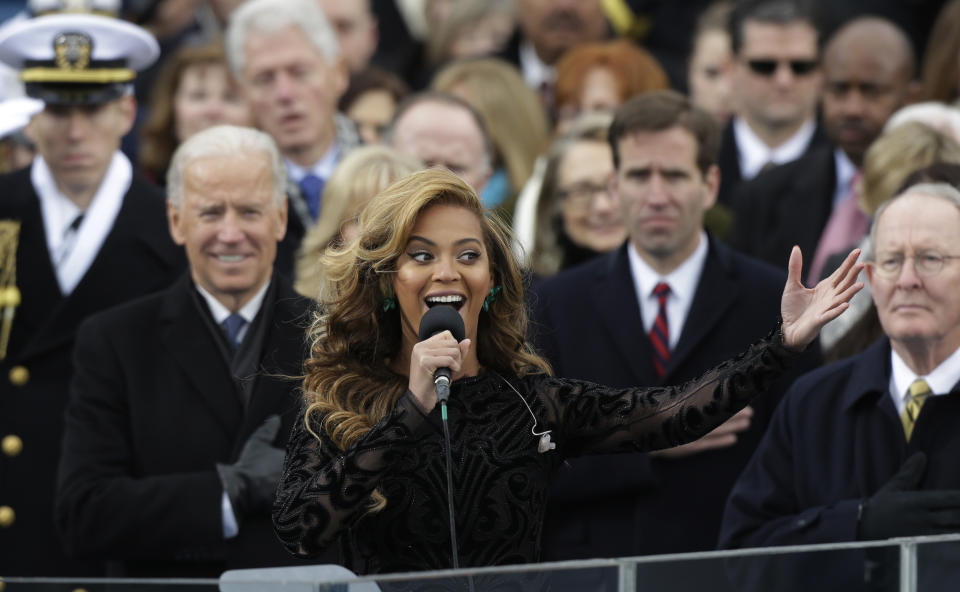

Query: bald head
[822,17,917,166]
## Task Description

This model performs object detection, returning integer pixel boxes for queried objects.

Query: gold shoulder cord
[0,220,21,360]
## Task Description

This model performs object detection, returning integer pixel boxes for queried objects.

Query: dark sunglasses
[747,59,818,76]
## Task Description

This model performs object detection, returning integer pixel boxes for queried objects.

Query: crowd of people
[1,0,960,589]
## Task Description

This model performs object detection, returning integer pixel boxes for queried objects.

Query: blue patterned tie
[299,174,324,221]
[222,314,246,351]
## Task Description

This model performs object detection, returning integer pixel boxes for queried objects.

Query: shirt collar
[733,116,817,179]
[628,230,709,302]
[195,279,270,325]
[832,148,858,205]
[284,140,340,184]
[519,38,554,90]
[889,345,960,412]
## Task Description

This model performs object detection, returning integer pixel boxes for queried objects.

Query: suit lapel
[160,275,242,438]
[667,239,739,378]
[232,282,308,453]
[588,245,654,385]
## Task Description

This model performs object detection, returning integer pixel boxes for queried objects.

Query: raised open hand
[781,246,864,350]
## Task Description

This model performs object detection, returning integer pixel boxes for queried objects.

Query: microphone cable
[439,397,461,569]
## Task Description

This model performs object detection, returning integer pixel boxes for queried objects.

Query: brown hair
[302,168,550,510]
[609,89,720,174]
[139,40,238,180]
[921,0,960,103]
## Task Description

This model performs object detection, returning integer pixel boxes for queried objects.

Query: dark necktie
[222,313,247,351]
[650,282,671,378]
[299,174,324,221]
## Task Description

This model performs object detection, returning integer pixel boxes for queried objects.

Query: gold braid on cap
[0,220,20,360]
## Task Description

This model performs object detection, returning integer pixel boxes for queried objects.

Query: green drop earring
[483,286,502,312]
[382,296,397,312]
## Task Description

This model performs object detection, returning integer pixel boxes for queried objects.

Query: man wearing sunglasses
[715,0,828,208]
[721,183,960,590]
[731,17,919,282]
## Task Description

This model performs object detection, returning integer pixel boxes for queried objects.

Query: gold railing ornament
[0,220,20,360]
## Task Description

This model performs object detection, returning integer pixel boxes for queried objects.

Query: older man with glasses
[721,182,960,590]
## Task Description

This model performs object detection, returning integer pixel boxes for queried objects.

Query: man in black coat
[55,125,315,576]
[0,13,186,576]
[730,17,920,282]
[531,91,818,575]
[720,184,960,591]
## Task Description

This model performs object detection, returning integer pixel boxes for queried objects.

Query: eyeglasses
[868,251,960,278]
[746,59,818,77]
[557,181,610,210]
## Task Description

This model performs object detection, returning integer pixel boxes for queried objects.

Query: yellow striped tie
[901,379,931,441]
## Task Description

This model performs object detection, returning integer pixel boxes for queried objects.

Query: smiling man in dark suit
[531,90,817,572]
[0,12,185,577]
[55,125,313,576]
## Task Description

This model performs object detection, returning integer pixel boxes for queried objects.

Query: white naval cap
[0,12,158,105]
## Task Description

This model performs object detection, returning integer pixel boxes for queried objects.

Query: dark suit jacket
[530,237,818,560]
[0,168,185,576]
[720,338,960,591]
[716,119,831,209]
[55,274,313,577]
[729,144,838,279]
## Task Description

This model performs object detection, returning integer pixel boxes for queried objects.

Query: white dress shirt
[627,231,709,350]
[889,346,960,415]
[734,116,817,181]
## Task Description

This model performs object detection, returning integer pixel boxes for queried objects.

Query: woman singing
[273,169,862,575]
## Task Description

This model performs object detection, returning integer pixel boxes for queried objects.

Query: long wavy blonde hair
[302,168,551,511]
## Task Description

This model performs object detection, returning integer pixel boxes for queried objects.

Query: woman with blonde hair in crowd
[295,145,422,299]
[529,111,624,277]
[272,167,863,574]
[139,41,253,183]
[432,57,549,213]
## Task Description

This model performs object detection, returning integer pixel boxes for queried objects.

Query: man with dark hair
[0,12,185,576]
[532,90,818,570]
[717,0,829,207]
[731,16,920,282]
[721,182,960,590]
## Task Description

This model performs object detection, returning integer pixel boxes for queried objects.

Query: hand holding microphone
[409,306,469,411]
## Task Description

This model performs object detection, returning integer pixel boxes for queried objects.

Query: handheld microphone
[417,305,466,402]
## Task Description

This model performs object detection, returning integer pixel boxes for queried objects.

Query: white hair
[867,182,960,259]
[885,102,960,144]
[166,125,286,210]
[225,0,340,79]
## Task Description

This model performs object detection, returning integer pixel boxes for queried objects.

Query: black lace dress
[273,330,796,575]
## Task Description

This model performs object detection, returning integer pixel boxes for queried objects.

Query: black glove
[217,415,285,523]
[857,452,960,540]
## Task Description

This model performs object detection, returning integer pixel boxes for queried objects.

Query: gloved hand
[857,452,960,540]
[217,415,285,523]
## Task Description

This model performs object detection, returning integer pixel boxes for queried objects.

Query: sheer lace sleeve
[272,392,432,558]
[539,327,797,458]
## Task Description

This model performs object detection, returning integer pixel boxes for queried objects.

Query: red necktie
[650,282,671,378]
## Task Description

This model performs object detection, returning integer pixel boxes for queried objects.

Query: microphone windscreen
[418,305,466,342]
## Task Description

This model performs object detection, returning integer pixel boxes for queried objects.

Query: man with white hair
[0,12,185,576]
[721,183,960,589]
[226,0,359,274]
[55,125,312,576]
